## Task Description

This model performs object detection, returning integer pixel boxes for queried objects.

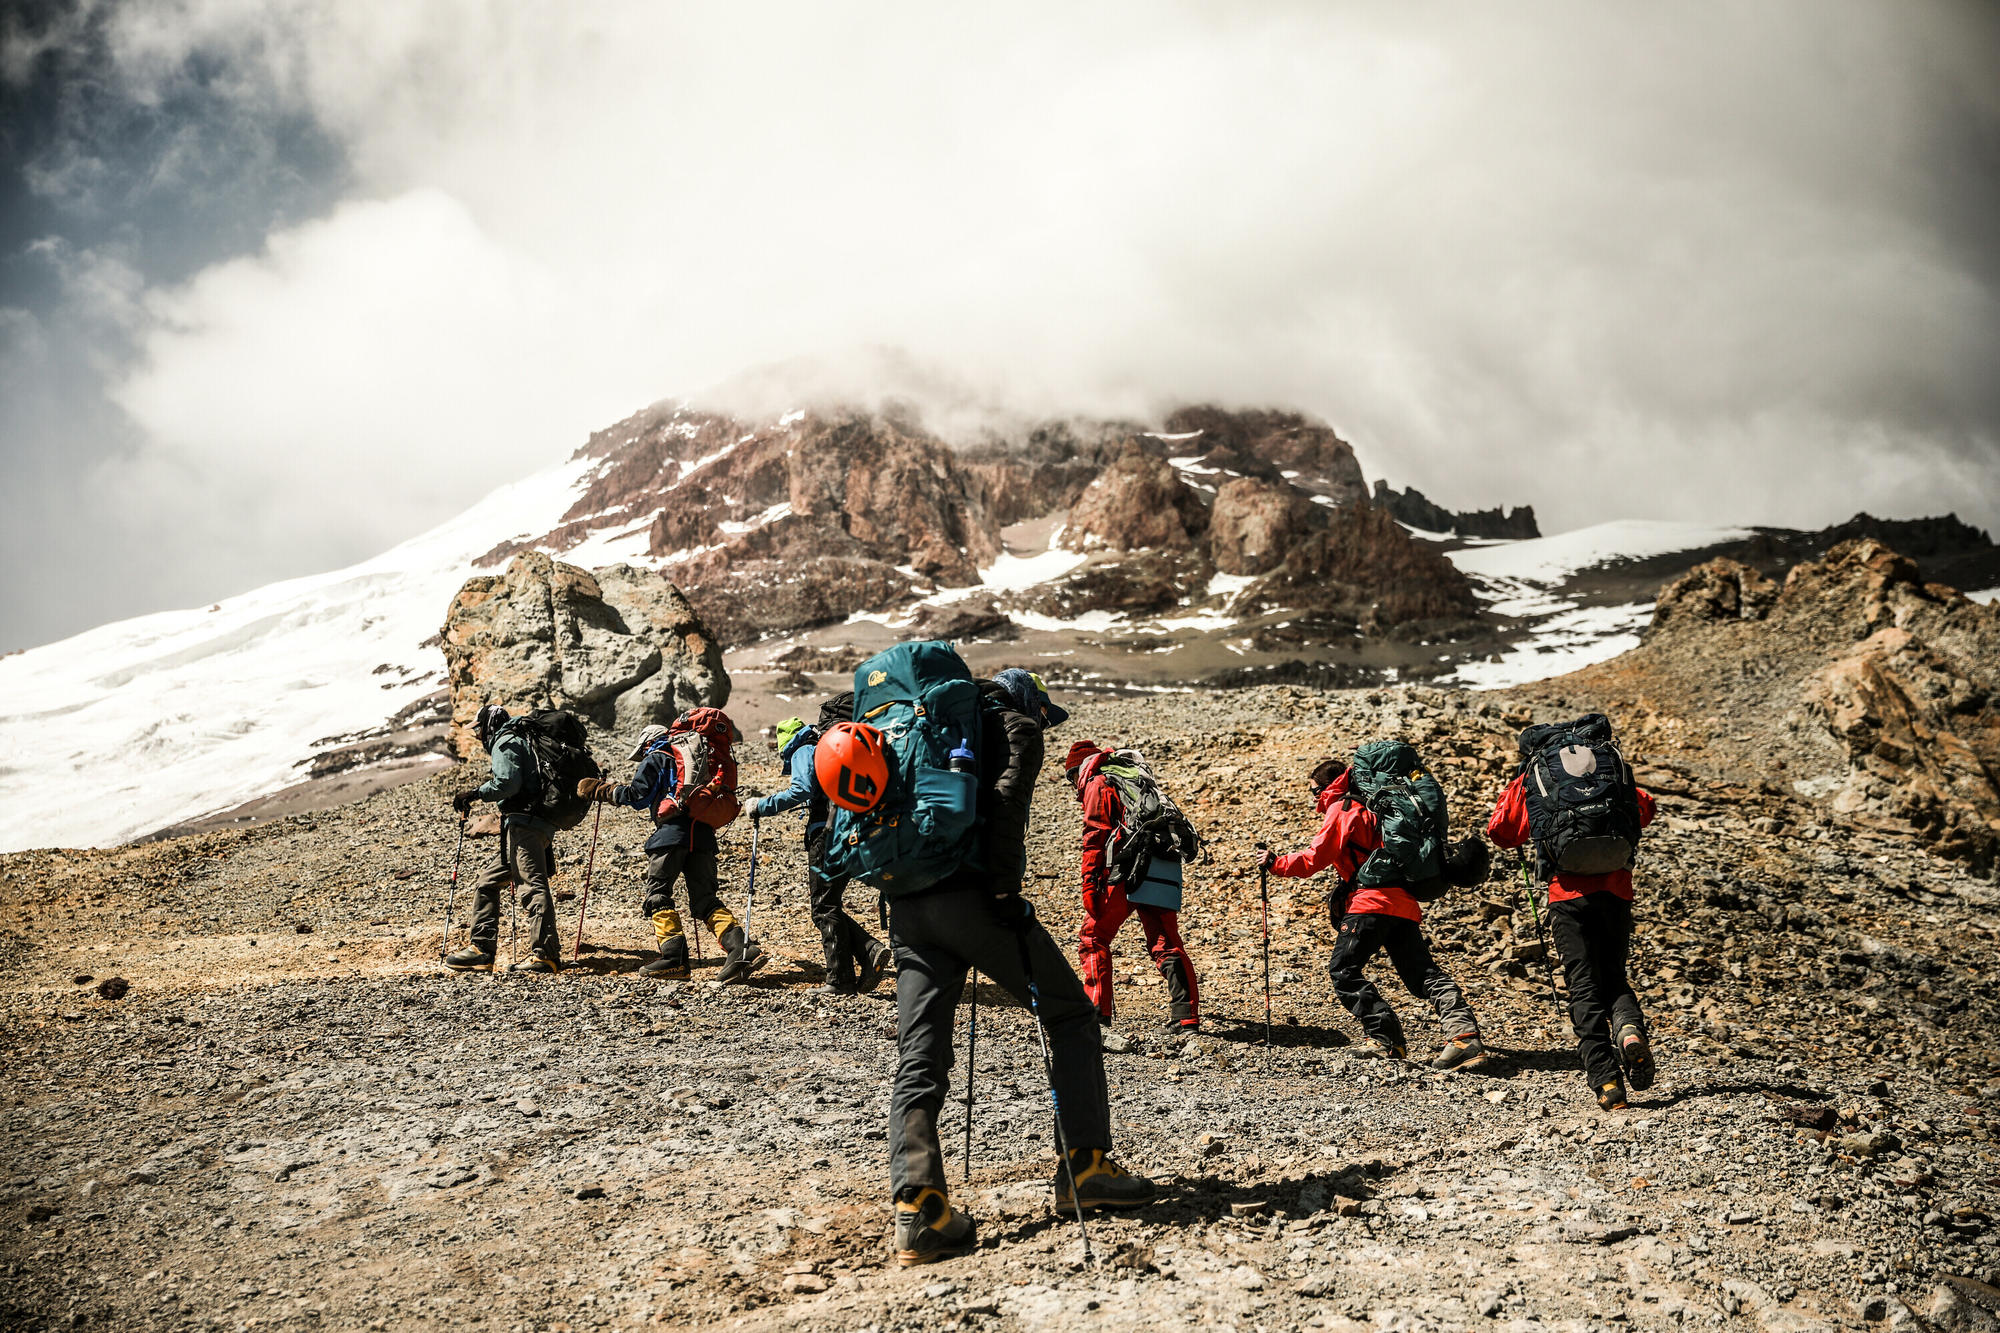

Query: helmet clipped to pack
[816,721,891,813]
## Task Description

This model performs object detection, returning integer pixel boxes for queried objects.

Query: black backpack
[515,709,603,831]
[818,691,854,731]
[1519,714,1642,876]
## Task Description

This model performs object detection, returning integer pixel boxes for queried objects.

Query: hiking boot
[1166,1012,1200,1033]
[443,946,495,973]
[639,955,690,980]
[1432,1031,1492,1072]
[857,941,893,994]
[716,927,767,984]
[1596,1079,1630,1112]
[509,955,560,974]
[893,1187,976,1267]
[1162,958,1199,1033]
[1354,1036,1407,1061]
[1052,1149,1157,1212]
[1617,1024,1656,1092]
[820,981,860,998]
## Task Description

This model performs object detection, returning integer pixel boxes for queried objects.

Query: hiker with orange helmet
[750,694,893,996]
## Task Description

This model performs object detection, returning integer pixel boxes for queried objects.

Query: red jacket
[1486,773,1656,902]
[1077,751,1121,899]
[1269,771,1422,923]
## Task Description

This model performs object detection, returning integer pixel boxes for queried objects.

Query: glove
[1259,849,1278,872]
[576,777,608,801]
[750,800,763,823]
[451,790,476,815]
[656,797,682,822]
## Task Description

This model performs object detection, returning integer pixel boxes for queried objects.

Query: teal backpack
[821,640,984,897]
[1345,739,1452,902]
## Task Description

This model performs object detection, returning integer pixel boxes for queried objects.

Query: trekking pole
[1009,901,1093,1265]
[571,801,603,963]
[1255,841,1273,1046]
[743,818,760,946]
[964,970,978,1182]
[1516,851,1561,1014]
[439,815,467,958]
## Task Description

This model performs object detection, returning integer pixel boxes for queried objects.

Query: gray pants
[470,824,560,960]
[888,884,1110,1196]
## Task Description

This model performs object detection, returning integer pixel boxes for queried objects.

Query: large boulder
[1239,502,1483,634]
[1209,476,1318,576]
[1061,445,1208,553]
[441,552,728,757]
[1647,558,1779,632]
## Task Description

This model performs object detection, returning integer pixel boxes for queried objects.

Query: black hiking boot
[1432,1031,1492,1072]
[820,980,860,998]
[639,955,690,980]
[893,1187,976,1267]
[716,927,767,984]
[444,946,495,973]
[1596,1079,1630,1112]
[1052,1149,1157,1212]
[1618,1025,1656,1092]
[856,941,893,994]
[508,955,560,974]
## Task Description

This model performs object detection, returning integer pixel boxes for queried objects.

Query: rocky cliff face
[441,553,728,757]
[1539,538,2000,871]
[1061,446,1209,552]
[1372,481,1540,540]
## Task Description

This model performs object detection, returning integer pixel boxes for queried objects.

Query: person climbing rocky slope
[7,534,2000,1329]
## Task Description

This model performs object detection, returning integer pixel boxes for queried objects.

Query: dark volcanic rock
[1209,477,1319,577]
[1239,502,1483,635]
[1161,406,1368,503]
[1371,481,1539,540]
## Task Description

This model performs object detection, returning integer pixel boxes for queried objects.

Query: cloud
[6,0,2000,647]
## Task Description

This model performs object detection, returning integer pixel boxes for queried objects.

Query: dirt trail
[6,686,1999,1332]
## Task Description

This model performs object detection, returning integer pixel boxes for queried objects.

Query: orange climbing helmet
[816,721,891,813]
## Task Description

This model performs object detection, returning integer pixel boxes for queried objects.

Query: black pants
[887,883,1110,1197]
[1548,893,1646,1087]
[806,827,884,987]
[642,843,732,968]
[469,824,560,960]
[1327,912,1477,1047]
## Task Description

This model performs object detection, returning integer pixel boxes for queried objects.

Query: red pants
[1078,881,1198,1022]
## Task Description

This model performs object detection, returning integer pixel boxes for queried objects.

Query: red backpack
[660,707,740,828]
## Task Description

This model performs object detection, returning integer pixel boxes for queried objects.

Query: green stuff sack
[1345,739,1451,902]
[822,640,984,897]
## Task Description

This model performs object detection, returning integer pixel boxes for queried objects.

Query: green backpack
[821,640,984,898]
[1346,739,1451,902]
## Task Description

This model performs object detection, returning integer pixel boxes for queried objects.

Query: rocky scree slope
[6,665,2000,1330]
[1525,539,2000,873]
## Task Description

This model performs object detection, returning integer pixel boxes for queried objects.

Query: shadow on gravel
[1472,1045,1587,1077]
[1638,1079,1833,1109]
[1208,1016,1353,1049]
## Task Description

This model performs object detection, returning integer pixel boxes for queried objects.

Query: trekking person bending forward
[1261,751,1489,1069]
[1486,714,1658,1111]
[578,715,764,983]
[447,704,563,974]
[842,660,1154,1266]
[1063,740,1201,1032]
[749,700,891,996]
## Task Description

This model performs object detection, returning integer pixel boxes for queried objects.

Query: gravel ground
[5,685,1999,1332]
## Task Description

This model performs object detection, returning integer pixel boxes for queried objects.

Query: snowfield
[0,460,593,853]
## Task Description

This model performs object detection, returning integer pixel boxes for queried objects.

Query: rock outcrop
[1239,502,1484,633]
[1061,446,1208,553]
[441,553,728,757]
[1208,477,1317,577]
[1541,538,2000,871]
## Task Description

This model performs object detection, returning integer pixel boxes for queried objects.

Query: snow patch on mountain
[0,460,594,853]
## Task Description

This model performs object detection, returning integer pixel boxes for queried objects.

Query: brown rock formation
[441,553,728,757]
[1160,406,1369,504]
[1209,476,1319,576]
[1647,558,1779,632]
[1061,446,1208,553]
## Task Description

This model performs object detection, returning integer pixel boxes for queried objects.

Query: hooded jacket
[1269,770,1421,923]
[473,722,555,834]
[752,725,826,831]
[1072,747,1122,901]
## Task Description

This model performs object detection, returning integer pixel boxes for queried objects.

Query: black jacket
[963,680,1044,895]
[610,738,713,856]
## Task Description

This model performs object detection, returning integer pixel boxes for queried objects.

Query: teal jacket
[474,724,555,834]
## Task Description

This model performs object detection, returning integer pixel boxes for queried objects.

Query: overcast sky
[3,1,1997,651]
